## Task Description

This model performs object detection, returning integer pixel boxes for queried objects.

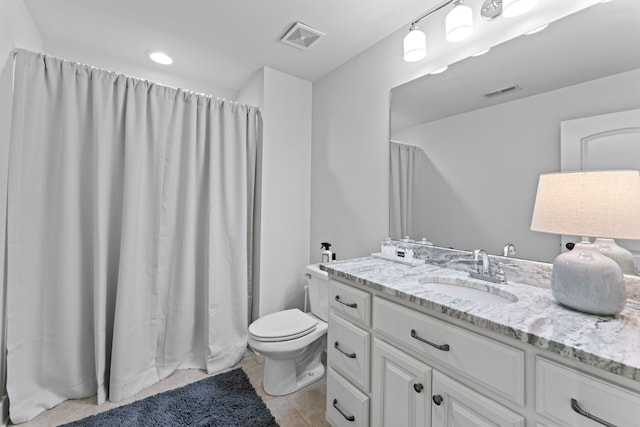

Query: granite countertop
[321,256,640,384]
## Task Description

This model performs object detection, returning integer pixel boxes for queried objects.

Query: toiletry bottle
[381,237,393,256]
[321,242,332,263]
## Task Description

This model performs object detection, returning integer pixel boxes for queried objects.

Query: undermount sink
[418,276,518,305]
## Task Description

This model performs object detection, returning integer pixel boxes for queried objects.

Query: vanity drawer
[329,279,371,326]
[536,357,640,427]
[373,296,524,405]
[328,313,370,391]
[327,367,370,427]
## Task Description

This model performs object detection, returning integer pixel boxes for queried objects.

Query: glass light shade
[531,170,640,240]
[446,3,473,42]
[403,27,426,62]
[502,0,538,18]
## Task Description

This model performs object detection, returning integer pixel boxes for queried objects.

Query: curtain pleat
[5,49,259,423]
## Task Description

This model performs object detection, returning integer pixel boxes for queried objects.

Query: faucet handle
[494,261,519,284]
[494,267,507,283]
[502,243,516,257]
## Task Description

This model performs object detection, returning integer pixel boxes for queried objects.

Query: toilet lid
[249,308,317,342]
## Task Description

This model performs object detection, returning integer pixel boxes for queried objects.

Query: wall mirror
[389,0,640,263]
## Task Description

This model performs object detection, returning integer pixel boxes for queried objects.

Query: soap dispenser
[321,242,333,263]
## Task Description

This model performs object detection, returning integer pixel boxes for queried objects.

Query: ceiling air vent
[280,22,325,50]
[484,85,522,99]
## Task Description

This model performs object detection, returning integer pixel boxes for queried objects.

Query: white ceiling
[22,0,442,91]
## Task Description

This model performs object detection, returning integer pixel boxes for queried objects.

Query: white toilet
[248,264,329,396]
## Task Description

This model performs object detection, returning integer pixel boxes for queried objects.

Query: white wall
[239,67,312,318]
[0,1,42,423]
[393,68,640,262]
[310,0,602,261]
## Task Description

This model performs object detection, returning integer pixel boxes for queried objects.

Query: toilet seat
[249,308,318,342]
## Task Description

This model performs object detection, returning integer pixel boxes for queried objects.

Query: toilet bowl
[248,264,329,396]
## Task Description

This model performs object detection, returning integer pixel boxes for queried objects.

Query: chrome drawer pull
[410,329,450,351]
[333,398,355,422]
[334,341,356,359]
[571,398,617,427]
[335,295,357,308]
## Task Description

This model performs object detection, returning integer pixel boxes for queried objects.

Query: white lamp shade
[403,27,426,62]
[531,170,640,239]
[502,0,538,18]
[446,3,473,42]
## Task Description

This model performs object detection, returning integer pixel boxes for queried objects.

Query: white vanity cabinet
[325,273,640,426]
[372,295,525,427]
[326,279,372,426]
[326,276,525,426]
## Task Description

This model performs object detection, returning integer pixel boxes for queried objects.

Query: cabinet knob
[432,394,443,406]
[413,383,424,393]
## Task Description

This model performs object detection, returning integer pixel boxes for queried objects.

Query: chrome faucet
[472,249,490,275]
[470,249,505,284]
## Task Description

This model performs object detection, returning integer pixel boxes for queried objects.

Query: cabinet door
[372,338,432,427]
[431,371,525,427]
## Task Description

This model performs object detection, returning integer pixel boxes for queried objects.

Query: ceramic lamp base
[552,242,626,315]
[594,238,637,275]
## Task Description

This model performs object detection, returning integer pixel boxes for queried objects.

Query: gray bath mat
[59,368,278,426]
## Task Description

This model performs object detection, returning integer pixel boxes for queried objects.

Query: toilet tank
[306,264,329,322]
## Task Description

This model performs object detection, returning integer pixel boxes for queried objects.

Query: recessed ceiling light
[147,51,173,65]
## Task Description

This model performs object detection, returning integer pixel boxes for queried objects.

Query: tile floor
[13,349,330,427]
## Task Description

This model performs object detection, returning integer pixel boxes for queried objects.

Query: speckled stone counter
[320,256,640,384]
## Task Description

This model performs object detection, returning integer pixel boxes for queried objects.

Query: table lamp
[530,170,640,315]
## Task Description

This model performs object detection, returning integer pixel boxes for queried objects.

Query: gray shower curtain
[5,49,260,423]
[389,141,429,239]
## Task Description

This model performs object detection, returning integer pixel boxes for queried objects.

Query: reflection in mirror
[389,0,640,264]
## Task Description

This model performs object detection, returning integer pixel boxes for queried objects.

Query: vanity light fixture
[403,25,427,62]
[445,1,474,42]
[147,50,173,65]
[530,170,640,315]
[405,0,538,62]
